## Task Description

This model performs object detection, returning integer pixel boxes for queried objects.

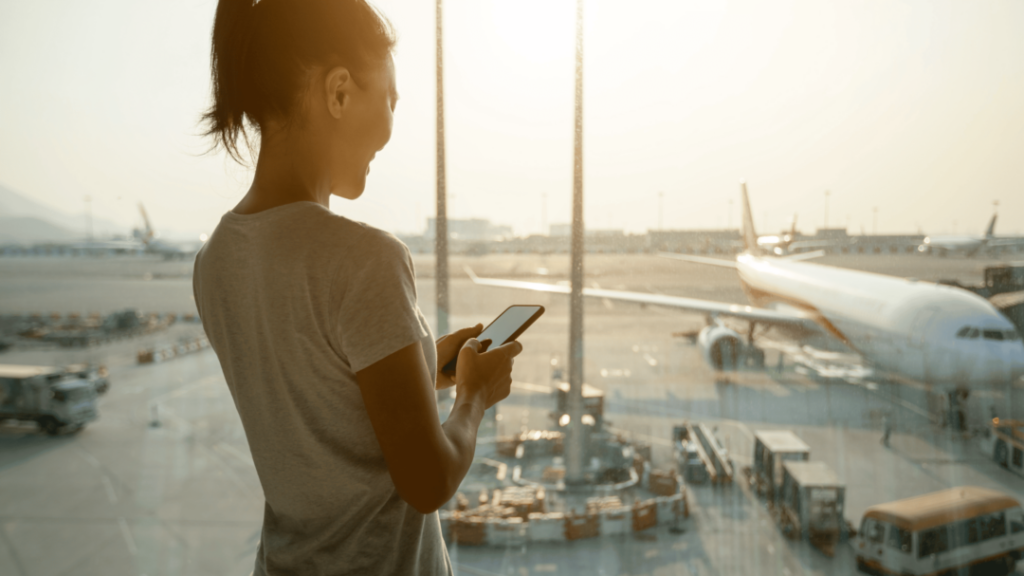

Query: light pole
[565,0,586,486]
[872,207,878,235]
[435,0,449,339]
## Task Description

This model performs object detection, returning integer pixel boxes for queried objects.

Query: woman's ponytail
[202,0,261,164]
[201,0,395,165]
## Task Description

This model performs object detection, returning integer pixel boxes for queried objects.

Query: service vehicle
[983,417,1024,478]
[855,486,1024,576]
[751,430,810,503]
[64,363,110,394]
[0,364,99,434]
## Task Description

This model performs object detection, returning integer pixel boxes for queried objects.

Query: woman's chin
[333,179,366,201]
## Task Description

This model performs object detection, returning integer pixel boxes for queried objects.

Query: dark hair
[203,0,395,163]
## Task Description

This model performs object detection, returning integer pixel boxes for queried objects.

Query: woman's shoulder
[315,210,407,255]
[305,208,411,272]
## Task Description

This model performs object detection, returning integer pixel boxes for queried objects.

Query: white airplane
[753,215,833,256]
[467,182,1024,399]
[919,214,1024,257]
[135,204,202,260]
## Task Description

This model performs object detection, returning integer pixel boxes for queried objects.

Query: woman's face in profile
[330,54,397,201]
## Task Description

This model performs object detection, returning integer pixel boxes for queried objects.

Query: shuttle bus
[855,487,1024,576]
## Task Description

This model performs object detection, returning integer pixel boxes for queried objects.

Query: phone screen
[477,305,542,349]
[442,305,543,374]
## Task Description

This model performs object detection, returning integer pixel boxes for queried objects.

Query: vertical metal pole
[435,0,449,339]
[566,0,586,485]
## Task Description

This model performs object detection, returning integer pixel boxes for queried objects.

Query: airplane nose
[994,344,1024,383]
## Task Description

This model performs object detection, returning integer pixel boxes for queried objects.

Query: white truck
[0,364,99,434]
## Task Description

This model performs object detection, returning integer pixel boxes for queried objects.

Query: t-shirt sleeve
[334,234,428,373]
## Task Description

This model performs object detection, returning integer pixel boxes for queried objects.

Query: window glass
[958,519,980,545]
[4,4,1024,575]
[887,525,913,554]
[863,519,887,543]
[979,512,1006,541]
[1009,509,1024,534]
[917,526,947,557]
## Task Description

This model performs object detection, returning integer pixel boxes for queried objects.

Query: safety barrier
[649,469,681,496]
[564,512,600,541]
[526,513,567,542]
[631,500,658,532]
[654,491,688,522]
[441,485,689,546]
[597,506,631,535]
[137,336,210,364]
[485,517,525,546]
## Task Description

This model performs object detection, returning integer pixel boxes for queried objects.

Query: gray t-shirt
[193,201,451,576]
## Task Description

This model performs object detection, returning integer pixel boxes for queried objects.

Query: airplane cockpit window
[967,328,981,339]
[956,326,971,338]
[983,330,1006,341]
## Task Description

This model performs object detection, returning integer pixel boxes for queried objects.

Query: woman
[192,1,522,574]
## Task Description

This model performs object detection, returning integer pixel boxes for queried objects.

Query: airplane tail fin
[985,214,997,238]
[740,180,764,255]
[138,203,154,243]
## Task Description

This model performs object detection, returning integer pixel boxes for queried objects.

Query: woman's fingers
[492,340,523,359]
[461,338,483,353]
[452,324,483,339]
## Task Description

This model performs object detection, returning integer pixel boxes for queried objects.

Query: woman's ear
[324,66,352,119]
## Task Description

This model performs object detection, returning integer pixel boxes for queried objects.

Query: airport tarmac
[1,253,1023,576]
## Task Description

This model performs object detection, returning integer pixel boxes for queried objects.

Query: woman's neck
[234,132,331,215]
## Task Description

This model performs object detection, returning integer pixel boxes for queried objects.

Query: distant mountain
[0,216,79,244]
[0,183,126,238]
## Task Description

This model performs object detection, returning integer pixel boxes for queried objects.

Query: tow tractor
[0,364,99,434]
[984,417,1024,477]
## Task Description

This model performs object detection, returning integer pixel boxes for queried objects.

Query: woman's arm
[356,337,521,514]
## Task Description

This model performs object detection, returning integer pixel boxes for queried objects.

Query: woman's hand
[434,324,483,390]
[454,338,522,410]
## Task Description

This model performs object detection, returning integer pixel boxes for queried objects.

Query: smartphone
[441,305,545,376]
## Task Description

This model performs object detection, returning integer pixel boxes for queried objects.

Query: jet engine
[698,325,743,371]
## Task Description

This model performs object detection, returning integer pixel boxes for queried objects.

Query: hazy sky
[1,0,1022,239]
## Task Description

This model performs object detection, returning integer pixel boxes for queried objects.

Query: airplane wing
[465,267,817,328]
[657,253,737,269]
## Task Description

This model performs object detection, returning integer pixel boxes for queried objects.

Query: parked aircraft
[467,182,1024,404]
[753,215,832,256]
[135,204,202,260]
[919,214,1024,257]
